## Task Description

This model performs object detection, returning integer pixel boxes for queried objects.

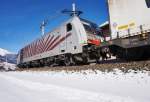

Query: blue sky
[0,0,108,53]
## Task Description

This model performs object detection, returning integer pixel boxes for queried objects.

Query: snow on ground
[0,70,150,102]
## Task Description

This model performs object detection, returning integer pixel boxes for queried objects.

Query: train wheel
[95,55,100,63]
[95,49,101,63]
[64,55,72,66]
[82,53,89,64]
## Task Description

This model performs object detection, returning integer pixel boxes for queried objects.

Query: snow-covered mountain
[0,48,17,64]
[0,48,12,56]
[0,48,17,71]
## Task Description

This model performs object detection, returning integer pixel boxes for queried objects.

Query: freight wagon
[100,0,150,59]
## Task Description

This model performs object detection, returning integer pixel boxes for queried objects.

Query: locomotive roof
[79,18,98,28]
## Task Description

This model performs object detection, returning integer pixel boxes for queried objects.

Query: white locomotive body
[17,16,101,67]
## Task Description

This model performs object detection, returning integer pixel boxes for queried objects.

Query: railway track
[17,59,150,72]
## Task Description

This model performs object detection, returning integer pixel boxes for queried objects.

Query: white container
[108,0,150,39]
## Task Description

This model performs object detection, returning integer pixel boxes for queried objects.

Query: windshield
[80,18,101,36]
[83,24,97,35]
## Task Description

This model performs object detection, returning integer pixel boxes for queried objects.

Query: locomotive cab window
[80,18,100,36]
[146,0,150,8]
[66,23,72,32]
[82,23,99,35]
